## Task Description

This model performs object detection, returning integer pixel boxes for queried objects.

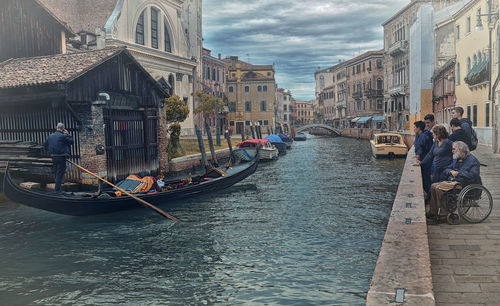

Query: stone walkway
[428,145,500,305]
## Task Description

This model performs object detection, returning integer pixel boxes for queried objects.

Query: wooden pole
[267,126,271,136]
[250,124,256,139]
[66,160,179,221]
[195,124,209,171]
[205,122,218,167]
[225,131,234,165]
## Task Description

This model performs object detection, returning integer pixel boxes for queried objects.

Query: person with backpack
[451,106,478,150]
[449,118,472,149]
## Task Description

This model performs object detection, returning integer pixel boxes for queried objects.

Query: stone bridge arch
[295,124,341,136]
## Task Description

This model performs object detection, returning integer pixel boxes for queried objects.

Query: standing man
[449,118,472,149]
[43,123,74,192]
[451,106,473,145]
[424,114,435,132]
[414,121,433,195]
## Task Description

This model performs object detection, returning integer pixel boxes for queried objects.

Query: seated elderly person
[427,141,481,219]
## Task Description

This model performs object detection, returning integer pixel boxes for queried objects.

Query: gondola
[3,156,259,216]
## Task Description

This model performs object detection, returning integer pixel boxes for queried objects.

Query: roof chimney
[218,53,221,60]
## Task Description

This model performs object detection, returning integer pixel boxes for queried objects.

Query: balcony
[388,40,407,57]
[336,100,346,108]
[389,84,406,96]
[365,89,384,98]
[352,92,363,100]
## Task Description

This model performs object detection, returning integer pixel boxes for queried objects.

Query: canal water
[0,135,404,305]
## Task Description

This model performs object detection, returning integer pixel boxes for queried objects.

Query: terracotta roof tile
[37,0,117,34]
[222,58,273,71]
[0,48,124,89]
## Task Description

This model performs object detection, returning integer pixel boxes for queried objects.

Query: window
[377,99,383,110]
[229,102,236,112]
[456,25,460,40]
[229,86,233,93]
[217,68,220,82]
[377,78,383,90]
[230,121,235,126]
[257,86,262,92]
[212,68,216,80]
[472,104,477,126]
[151,8,159,49]
[264,120,269,125]
[164,20,172,52]
[284,104,287,111]
[244,86,249,92]
[284,96,287,100]
[231,73,236,78]
[284,114,287,120]
[467,105,471,119]
[267,72,271,76]
[258,120,263,125]
[486,102,490,127]
[320,76,325,88]
[456,63,461,85]
[260,101,266,111]
[377,60,382,68]
[362,63,365,72]
[466,16,471,33]
[245,101,251,112]
[135,10,145,45]
[245,121,250,126]
[263,85,267,92]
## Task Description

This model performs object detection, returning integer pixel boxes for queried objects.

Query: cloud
[203,0,409,100]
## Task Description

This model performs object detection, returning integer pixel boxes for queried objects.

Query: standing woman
[415,125,453,184]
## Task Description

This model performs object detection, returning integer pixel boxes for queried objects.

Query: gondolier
[43,123,74,192]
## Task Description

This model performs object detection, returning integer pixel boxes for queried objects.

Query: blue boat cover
[278,134,292,142]
[265,134,284,143]
[373,115,385,122]
[357,116,372,124]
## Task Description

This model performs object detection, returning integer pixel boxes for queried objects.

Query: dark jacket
[414,131,433,161]
[460,118,473,143]
[421,138,453,181]
[449,128,472,149]
[442,154,481,184]
[43,131,74,156]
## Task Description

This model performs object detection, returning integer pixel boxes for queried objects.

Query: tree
[193,90,228,124]
[164,95,189,160]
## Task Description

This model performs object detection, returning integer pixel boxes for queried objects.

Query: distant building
[275,88,293,133]
[223,56,276,135]
[201,48,228,135]
[345,50,385,128]
[315,61,348,128]
[295,100,315,124]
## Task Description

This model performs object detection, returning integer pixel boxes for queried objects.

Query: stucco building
[223,56,276,135]
[275,88,293,133]
[295,100,315,124]
[38,0,202,135]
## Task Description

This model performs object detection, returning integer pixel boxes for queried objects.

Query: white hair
[453,141,470,156]
[56,122,65,130]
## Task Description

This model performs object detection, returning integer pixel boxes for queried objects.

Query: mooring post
[195,124,209,171]
[204,122,218,167]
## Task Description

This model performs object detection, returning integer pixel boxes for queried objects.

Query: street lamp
[214,82,221,146]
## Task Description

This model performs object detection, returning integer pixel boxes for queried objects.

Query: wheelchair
[439,180,493,225]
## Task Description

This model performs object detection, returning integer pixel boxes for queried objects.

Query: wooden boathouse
[0,47,169,183]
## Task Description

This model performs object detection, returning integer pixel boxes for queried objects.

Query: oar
[66,160,179,221]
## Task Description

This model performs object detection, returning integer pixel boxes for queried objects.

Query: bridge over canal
[295,124,342,136]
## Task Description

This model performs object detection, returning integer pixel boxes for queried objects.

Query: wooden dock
[428,145,500,305]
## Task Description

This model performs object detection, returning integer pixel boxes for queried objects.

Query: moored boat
[278,134,293,149]
[294,133,307,141]
[370,133,408,158]
[3,156,259,216]
[265,134,287,155]
[234,139,279,162]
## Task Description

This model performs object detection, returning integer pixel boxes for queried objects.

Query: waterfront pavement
[428,144,500,305]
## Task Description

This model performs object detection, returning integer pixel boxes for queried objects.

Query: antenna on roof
[246,53,250,63]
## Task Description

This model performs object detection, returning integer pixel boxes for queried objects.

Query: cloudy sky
[202,0,410,100]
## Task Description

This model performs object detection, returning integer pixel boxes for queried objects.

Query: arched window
[135,10,145,45]
[245,101,251,112]
[229,86,233,93]
[168,74,175,96]
[151,8,159,49]
[467,57,471,72]
[377,78,383,90]
[164,20,172,52]
[263,85,267,92]
[212,68,216,80]
[260,101,266,111]
[257,86,262,92]
[456,62,461,85]
[245,86,249,92]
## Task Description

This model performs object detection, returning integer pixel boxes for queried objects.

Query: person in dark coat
[427,141,481,218]
[413,121,433,194]
[448,118,472,149]
[452,106,473,144]
[415,125,453,185]
[43,123,74,192]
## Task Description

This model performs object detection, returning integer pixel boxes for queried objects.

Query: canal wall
[366,146,434,305]
[166,148,232,178]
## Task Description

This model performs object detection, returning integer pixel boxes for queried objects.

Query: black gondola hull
[3,158,259,216]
